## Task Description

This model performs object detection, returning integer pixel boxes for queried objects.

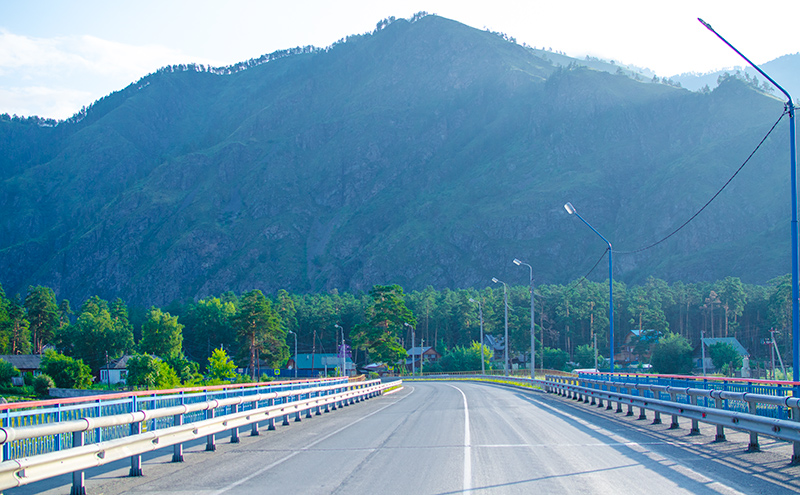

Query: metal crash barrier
[545,375,800,463]
[0,378,398,494]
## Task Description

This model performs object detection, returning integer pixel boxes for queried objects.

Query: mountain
[0,14,793,307]
[671,53,800,97]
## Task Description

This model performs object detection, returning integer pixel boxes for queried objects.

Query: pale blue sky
[1,0,798,119]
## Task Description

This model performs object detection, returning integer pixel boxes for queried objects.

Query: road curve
[12,381,800,494]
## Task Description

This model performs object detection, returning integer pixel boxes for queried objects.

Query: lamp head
[492,278,499,284]
[513,259,522,266]
[564,202,575,215]
[468,298,475,303]
[698,18,712,31]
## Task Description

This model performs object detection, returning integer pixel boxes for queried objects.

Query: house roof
[0,354,42,370]
[406,346,436,356]
[702,337,748,356]
[293,354,353,369]
[483,334,505,351]
[100,355,134,370]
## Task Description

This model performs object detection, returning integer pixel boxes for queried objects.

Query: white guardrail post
[130,394,143,477]
[793,403,800,463]
[746,396,759,452]
[712,391,726,442]
[206,397,217,451]
[173,390,185,462]
[71,430,85,495]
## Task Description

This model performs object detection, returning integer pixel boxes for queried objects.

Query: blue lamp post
[564,202,614,371]
[698,18,799,384]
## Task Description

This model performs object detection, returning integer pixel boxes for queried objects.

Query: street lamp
[492,277,510,376]
[513,258,536,379]
[564,202,614,371]
[404,322,415,376]
[334,324,345,378]
[698,18,799,384]
[287,330,298,378]
[469,297,486,375]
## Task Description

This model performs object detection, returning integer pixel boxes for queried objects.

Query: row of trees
[0,274,793,382]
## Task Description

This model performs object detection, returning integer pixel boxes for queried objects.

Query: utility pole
[311,329,316,378]
[701,330,707,376]
[420,338,424,375]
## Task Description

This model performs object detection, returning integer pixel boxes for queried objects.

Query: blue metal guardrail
[0,377,348,460]
[577,372,800,420]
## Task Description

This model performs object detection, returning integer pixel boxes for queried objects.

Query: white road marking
[209,387,414,495]
[446,384,471,493]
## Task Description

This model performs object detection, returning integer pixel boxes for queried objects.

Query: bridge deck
[10,381,800,494]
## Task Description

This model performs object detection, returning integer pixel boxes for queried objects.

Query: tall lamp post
[492,277,510,376]
[564,202,614,371]
[513,258,536,379]
[469,297,486,375]
[698,18,798,384]
[405,322,415,376]
[334,324,345,378]
[287,330,298,378]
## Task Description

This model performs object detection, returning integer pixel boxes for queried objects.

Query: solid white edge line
[210,385,414,495]
[446,384,471,493]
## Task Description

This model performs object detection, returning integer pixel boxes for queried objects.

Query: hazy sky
[1,0,798,119]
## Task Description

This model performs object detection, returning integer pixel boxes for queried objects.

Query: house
[618,329,660,365]
[405,346,441,372]
[99,355,134,385]
[0,354,42,376]
[482,335,505,363]
[285,353,356,377]
[696,337,749,372]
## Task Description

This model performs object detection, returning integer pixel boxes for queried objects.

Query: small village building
[99,355,133,385]
[405,346,441,372]
[284,353,356,377]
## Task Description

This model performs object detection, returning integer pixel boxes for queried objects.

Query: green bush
[33,374,55,396]
[651,333,693,375]
[542,347,570,371]
[0,359,20,385]
[40,350,93,389]
[708,343,743,376]
[126,354,180,390]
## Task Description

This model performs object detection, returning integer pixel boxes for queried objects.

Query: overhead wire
[566,248,609,290]
[615,108,788,255]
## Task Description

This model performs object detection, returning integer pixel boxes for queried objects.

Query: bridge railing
[576,372,800,419]
[546,374,800,463]
[580,371,799,400]
[0,378,396,493]
[0,376,348,461]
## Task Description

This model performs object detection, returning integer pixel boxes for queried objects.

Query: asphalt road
[12,381,800,494]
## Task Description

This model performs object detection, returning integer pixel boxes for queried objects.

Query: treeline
[0,274,791,379]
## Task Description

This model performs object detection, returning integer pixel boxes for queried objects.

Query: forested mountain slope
[0,15,791,306]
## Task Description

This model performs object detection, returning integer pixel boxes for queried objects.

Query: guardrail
[0,378,397,494]
[581,371,800,400]
[545,375,800,464]
[401,369,573,379]
[0,376,347,462]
